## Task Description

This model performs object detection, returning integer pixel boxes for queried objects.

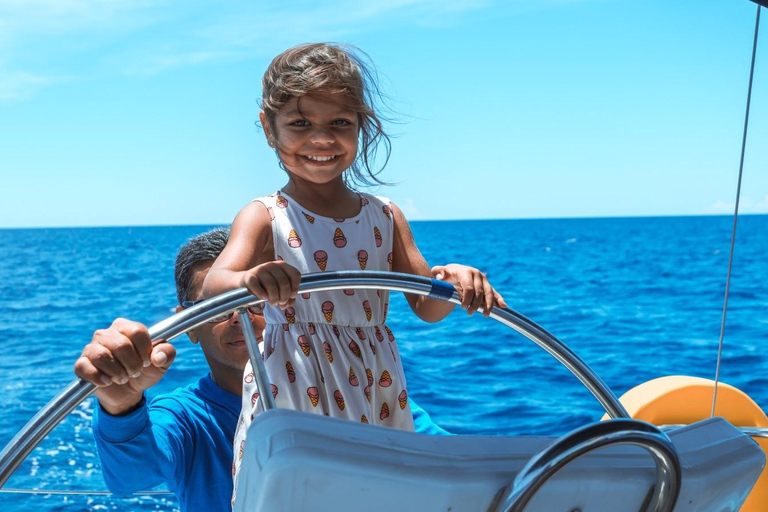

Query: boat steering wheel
[0,271,630,485]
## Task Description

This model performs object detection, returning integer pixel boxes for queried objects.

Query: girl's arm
[391,203,506,323]
[203,201,301,307]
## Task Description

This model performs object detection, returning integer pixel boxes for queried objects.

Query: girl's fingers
[428,263,504,315]
[269,270,295,306]
[265,263,301,306]
[282,262,302,301]
[494,290,508,309]
[457,276,471,310]
[253,271,279,305]
[242,274,269,303]
[469,272,485,315]
[245,262,302,307]
[431,265,447,280]
[482,280,496,316]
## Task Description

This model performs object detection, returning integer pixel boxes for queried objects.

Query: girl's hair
[261,42,392,188]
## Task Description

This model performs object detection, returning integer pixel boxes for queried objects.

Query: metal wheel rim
[0,270,627,488]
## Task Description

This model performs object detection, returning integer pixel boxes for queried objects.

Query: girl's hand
[431,264,507,316]
[239,261,302,309]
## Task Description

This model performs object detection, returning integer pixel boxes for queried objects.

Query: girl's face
[263,93,359,187]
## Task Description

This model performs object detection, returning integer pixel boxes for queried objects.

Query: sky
[1,0,767,228]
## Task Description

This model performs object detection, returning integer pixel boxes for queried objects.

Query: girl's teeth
[307,155,334,162]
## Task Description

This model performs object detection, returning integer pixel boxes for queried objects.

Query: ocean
[0,215,766,510]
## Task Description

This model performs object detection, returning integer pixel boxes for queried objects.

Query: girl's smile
[302,154,340,163]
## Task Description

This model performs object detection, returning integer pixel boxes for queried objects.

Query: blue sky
[1,0,767,228]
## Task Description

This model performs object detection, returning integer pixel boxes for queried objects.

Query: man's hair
[174,227,230,305]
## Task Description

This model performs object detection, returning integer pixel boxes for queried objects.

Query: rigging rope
[711,3,762,417]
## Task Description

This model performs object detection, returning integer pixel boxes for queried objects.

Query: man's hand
[74,318,176,415]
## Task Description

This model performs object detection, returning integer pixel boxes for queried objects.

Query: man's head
[174,227,264,395]
[175,227,230,305]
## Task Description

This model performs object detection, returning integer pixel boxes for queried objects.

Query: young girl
[202,42,506,500]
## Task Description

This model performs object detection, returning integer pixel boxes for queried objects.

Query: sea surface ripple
[0,216,766,510]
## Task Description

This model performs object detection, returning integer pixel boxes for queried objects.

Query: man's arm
[92,396,186,494]
[75,319,184,493]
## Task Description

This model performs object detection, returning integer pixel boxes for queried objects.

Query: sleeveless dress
[231,190,414,503]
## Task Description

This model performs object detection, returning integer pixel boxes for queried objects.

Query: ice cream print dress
[232,191,414,473]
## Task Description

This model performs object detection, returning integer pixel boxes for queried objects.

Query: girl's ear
[260,111,275,147]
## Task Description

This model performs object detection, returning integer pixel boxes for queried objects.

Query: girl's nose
[309,127,334,144]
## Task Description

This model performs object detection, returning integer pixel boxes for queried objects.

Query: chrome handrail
[238,306,276,411]
[494,419,681,512]
[0,271,628,488]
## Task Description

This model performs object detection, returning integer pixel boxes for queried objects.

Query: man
[74,227,447,512]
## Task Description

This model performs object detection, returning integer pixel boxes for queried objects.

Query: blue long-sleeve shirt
[93,374,448,512]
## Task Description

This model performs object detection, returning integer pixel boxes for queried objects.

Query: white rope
[0,487,173,496]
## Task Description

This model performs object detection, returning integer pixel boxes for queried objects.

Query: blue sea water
[0,215,766,510]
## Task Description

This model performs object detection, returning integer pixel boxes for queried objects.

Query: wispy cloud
[0,0,498,99]
[398,198,423,219]
[0,0,161,37]
[0,70,59,100]
[123,50,238,76]
[706,195,768,215]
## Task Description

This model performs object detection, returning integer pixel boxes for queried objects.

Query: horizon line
[1,212,766,230]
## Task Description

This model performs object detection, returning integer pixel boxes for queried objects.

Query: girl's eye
[290,119,310,127]
[332,119,353,126]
